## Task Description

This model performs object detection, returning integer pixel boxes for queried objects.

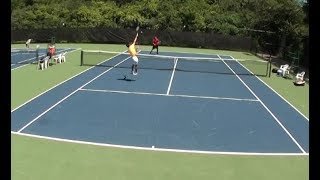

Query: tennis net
[80,50,270,77]
[11,48,39,65]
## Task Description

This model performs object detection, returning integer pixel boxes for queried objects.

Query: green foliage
[92,1,119,28]
[69,5,102,27]
[11,0,308,53]
[11,0,307,33]
[157,1,182,31]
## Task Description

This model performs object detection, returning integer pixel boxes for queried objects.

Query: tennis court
[11,48,75,70]
[11,50,309,155]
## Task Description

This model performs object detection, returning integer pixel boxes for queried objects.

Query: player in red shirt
[150,36,161,54]
[47,44,55,59]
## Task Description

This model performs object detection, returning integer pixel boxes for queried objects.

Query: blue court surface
[11,48,76,70]
[11,50,309,155]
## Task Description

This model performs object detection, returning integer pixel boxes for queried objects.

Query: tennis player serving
[126,32,139,75]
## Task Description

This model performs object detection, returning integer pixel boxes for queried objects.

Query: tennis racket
[135,26,140,36]
[136,26,143,35]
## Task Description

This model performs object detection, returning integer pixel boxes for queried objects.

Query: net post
[34,45,40,69]
[36,46,39,62]
[80,50,83,66]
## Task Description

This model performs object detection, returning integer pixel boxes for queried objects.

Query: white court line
[230,55,309,122]
[17,56,130,133]
[11,48,71,71]
[11,49,128,113]
[11,53,25,57]
[166,58,178,95]
[11,52,36,56]
[11,131,308,156]
[79,88,259,102]
[217,55,307,154]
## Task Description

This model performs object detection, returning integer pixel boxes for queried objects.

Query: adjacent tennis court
[11,48,75,70]
[11,49,309,155]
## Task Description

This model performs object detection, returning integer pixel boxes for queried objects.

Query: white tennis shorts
[132,56,139,64]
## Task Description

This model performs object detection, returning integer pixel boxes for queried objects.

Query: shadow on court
[117,78,136,82]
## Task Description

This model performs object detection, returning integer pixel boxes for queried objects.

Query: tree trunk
[278,34,286,58]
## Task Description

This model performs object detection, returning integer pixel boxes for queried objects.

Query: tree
[24,0,34,6]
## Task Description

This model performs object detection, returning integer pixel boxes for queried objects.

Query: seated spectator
[47,44,55,63]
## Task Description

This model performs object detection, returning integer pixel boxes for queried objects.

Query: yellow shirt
[128,44,137,57]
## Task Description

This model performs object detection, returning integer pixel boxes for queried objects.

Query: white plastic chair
[61,52,66,62]
[278,64,290,77]
[56,54,62,63]
[38,57,47,70]
[295,71,305,82]
[55,52,66,63]
[44,56,49,68]
[284,66,291,77]
[39,60,45,70]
